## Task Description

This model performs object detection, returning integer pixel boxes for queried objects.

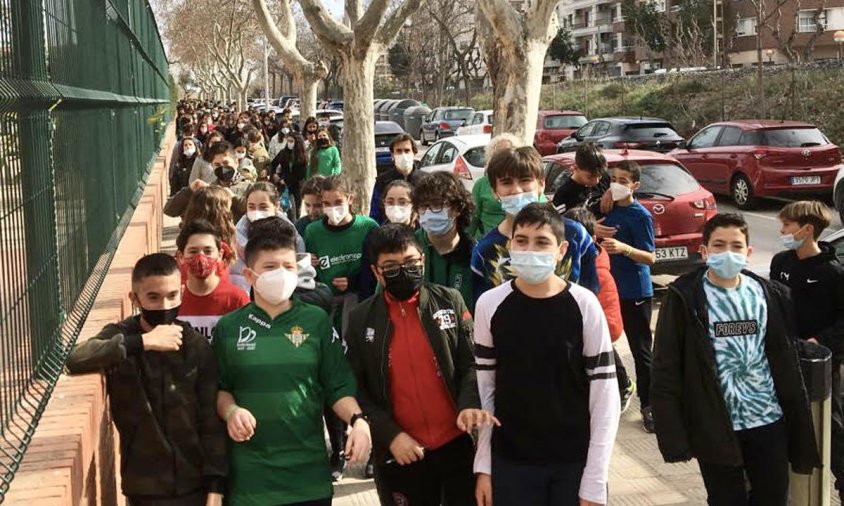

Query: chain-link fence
[0,0,171,500]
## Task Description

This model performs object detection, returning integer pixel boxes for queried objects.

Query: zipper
[381,318,392,403]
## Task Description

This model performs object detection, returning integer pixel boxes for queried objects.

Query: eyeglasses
[378,259,423,278]
[417,202,446,213]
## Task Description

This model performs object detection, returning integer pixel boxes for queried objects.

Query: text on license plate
[375,147,390,153]
[656,247,688,262]
[791,176,821,185]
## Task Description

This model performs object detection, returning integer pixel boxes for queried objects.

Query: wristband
[350,413,368,427]
[224,405,240,422]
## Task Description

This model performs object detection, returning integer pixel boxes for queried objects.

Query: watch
[350,413,368,427]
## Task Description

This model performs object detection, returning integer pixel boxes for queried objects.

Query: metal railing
[0,0,171,501]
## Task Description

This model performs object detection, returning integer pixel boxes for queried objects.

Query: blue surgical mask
[780,234,804,251]
[509,251,557,284]
[500,191,538,216]
[419,207,454,236]
[706,251,747,280]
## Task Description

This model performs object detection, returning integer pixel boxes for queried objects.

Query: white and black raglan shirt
[473,280,620,504]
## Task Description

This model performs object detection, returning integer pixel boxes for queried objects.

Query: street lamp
[835,30,844,61]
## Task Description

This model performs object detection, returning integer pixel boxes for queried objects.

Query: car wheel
[434,130,440,142]
[420,130,428,146]
[730,173,758,210]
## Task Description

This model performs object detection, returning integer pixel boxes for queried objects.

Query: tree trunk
[339,47,379,214]
[494,40,546,144]
[297,73,320,122]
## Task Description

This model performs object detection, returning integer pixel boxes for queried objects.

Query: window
[735,17,757,36]
[762,128,829,147]
[543,161,573,194]
[421,143,443,166]
[592,121,612,137]
[464,147,487,168]
[717,127,743,147]
[798,10,827,33]
[443,109,474,121]
[623,123,681,140]
[438,144,458,164]
[543,115,588,130]
[576,122,597,139]
[689,126,723,148]
[637,164,700,196]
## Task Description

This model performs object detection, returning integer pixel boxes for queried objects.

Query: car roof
[538,110,584,117]
[708,119,817,130]
[433,134,491,149]
[592,117,672,124]
[375,121,405,135]
[436,106,474,111]
[543,149,681,165]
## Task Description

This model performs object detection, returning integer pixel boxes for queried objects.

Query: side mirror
[461,119,467,126]
[570,131,578,138]
[678,140,688,149]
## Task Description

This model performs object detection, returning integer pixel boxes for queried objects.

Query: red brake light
[483,124,492,134]
[453,156,472,180]
[691,196,717,210]
[439,121,450,130]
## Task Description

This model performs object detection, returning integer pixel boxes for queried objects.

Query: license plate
[375,147,390,153]
[656,247,688,262]
[791,176,821,185]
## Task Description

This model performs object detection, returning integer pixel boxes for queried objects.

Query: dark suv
[420,107,475,145]
[556,117,684,154]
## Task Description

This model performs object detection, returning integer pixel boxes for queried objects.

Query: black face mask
[140,306,180,327]
[215,165,236,183]
[317,138,329,148]
[383,268,424,301]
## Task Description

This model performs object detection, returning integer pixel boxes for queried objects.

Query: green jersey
[305,215,379,296]
[213,301,356,505]
[416,228,475,313]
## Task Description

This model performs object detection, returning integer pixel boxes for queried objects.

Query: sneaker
[330,451,346,481]
[641,406,655,434]
[620,378,636,414]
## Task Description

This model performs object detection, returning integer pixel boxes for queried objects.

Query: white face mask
[183,146,196,157]
[610,182,632,201]
[281,127,290,135]
[326,204,349,226]
[318,120,330,128]
[237,122,245,130]
[385,205,412,224]
[253,267,298,305]
[285,141,295,150]
[247,209,274,222]
[394,153,415,174]
[235,151,247,160]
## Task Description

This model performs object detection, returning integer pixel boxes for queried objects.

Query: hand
[475,473,493,506]
[456,409,500,433]
[205,493,223,506]
[142,324,183,352]
[807,337,819,344]
[600,189,615,215]
[602,238,628,256]
[389,432,425,466]
[595,218,618,239]
[580,499,603,506]
[332,277,349,292]
[226,406,257,442]
[345,418,372,463]
[190,179,209,191]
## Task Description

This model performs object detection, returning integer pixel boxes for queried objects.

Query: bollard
[790,340,833,506]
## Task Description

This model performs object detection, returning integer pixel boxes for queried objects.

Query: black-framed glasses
[378,259,423,278]
[417,202,445,214]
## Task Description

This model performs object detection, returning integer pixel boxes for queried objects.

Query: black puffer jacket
[651,268,820,473]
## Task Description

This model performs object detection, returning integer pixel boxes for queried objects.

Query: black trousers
[374,435,475,506]
[831,358,844,496]
[127,489,205,506]
[698,419,789,506]
[274,499,332,506]
[613,347,630,393]
[619,298,653,408]
[491,454,584,506]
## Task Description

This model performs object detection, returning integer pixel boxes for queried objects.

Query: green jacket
[416,228,475,313]
[469,175,505,238]
[345,284,479,462]
[309,145,341,177]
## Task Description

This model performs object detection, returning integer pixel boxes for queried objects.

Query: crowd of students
[65,99,844,506]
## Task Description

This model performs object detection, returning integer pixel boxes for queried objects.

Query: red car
[543,150,718,275]
[534,110,587,156]
[671,120,841,209]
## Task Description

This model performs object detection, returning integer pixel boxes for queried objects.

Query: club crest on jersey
[286,326,310,348]
[237,326,257,351]
[365,327,375,343]
[433,309,457,330]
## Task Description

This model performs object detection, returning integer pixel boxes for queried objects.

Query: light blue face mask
[780,233,804,251]
[419,207,454,236]
[706,251,747,280]
[500,191,538,216]
[509,250,557,284]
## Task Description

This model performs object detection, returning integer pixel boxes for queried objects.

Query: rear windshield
[544,115,587,129]
[623,123,680,140]
[634,163,699,196]
[444,109,473,120]
[762,128,829,147]
[464,147,487,167]
[375,134,394,147]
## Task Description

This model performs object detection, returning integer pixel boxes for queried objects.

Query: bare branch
[298,0,354,48]
[476,0,522,48]
[376,0,426,46]
[346,0,362,24]
[355,0,391,47]
[526,0,560,42]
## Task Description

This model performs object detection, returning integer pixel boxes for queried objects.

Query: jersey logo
[807,278,819,284]
[454,273,463,289]
[780,272,790,281]
[365,327,375,343]
[433,309,457,331]
[237,326,257,351]
[318,255,331,269]
[286,326,310,348]
[714,320,759,338]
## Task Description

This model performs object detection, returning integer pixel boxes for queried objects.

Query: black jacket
[66,317,227,499]
[651,268,820,473]
[369,164,424,224]
[770,243,844,358]
[345,284,480,461]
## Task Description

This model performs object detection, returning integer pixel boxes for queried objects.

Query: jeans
[491,454,584,506]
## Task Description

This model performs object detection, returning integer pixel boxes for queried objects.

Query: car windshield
[624,123,680,140]
[634,163,700,196]
[444,109,473,120]
[544,115,587,129]
[762,128,829,147]
[464,147,487,167]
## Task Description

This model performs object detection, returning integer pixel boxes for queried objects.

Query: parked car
[457,110,493,136]
[543,149,717,275]
[375,121,406,174]
[534,110,587,156]
[556,117,684,154]
[672,120,841,209]
[420,107,475,145]
[278,96,298,109]
[834,165,844,224]
[327,100,344,111]
[419,134,491,190]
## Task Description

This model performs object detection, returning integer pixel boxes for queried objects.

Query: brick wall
[4,124,175,506]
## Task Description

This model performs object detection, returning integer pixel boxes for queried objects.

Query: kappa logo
[237,326,257,351]
[433,309,457,331]
[365,327,375,343]
[319,255,331,269]
[286,326,310,348]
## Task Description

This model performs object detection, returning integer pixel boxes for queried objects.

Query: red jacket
[596,245,623,342]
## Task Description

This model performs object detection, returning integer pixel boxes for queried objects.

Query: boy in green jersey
[213,230,371,506]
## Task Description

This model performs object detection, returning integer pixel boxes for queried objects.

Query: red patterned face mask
[186,254,217,279]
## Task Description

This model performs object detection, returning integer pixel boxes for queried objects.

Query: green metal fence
[0,0,171,500]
